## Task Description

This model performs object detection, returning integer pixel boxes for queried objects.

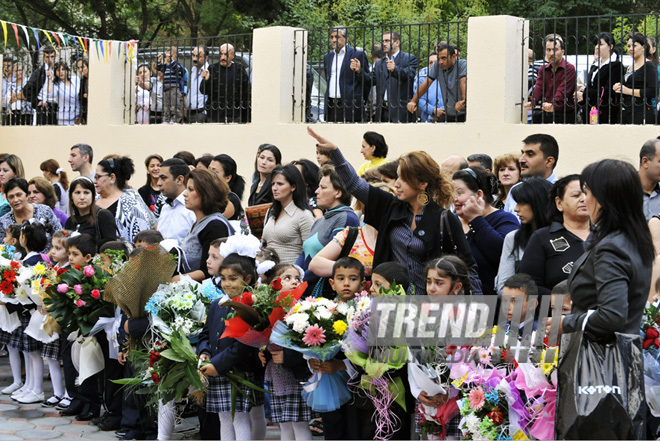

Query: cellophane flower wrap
[43,264,116,337]
[220,278,307,347]
[270,295,356,412]
[343,287,409,440]
[0,245,23,333]
[116,277,221,406]
[16,262,50,305]
[0,256,26,304]
[641,300,660,417]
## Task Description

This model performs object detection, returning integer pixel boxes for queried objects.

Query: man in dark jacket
[323,26,371,122]
[371,31,418,123]
[21,45,57,125]
[200,43,250,123]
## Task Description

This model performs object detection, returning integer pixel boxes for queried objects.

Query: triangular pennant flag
[51,32,61,49]
[76,36,86,56]
[20,25,29,48]
[99,39,104,60]
[1,21,7,49]
[11,24,18,48]
[94,39,100,60]
[108,40,112,59]
[59,33,68,46]
[83,37,88,55]
[31,28,41,52]
[42,29,55,50]
[105,40,109,63]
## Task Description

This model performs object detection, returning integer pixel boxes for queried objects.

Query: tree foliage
[0,0,653,46]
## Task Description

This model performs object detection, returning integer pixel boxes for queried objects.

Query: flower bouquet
[145,277,213,340]
[43,263,116,336]
[458,385,511,440]
[343,288,411,439]
[0,250,24,333]
[270,295,355,412]
[116,277,220,405]
[43,263,117,383]
[642,300,660,417]
[16,262,50,304]
[220,278,307,347]
[0,259,29,304]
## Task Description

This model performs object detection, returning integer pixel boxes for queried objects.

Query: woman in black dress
[248,144,281,206]
[575,32,623,124]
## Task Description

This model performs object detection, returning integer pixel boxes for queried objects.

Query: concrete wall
[2,17,659,198]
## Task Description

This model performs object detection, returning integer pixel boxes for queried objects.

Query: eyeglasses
[94,174,110,180]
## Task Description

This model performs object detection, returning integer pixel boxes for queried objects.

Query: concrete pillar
[86,41,132,126]
[252,26,305,124]
[466,15,527,125]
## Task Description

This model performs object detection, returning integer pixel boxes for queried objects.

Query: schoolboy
[502,273,539,333]
[309,257,365,440]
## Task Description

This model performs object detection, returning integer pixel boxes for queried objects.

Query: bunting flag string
[0,17,138,64]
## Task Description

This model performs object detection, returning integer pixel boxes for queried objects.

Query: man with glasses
[187,45,209,123]
[371,31,418,123]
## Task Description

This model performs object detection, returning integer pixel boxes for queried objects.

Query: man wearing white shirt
[22,45,57,125]
[156,158,196,244]
[323,26,370,122]
[503,134,559,216]
[2,57,14,125]
[188,45,208,123]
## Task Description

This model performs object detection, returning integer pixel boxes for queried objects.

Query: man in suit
[21,44,57,125]
[371,31,418,123]
[323,26,370,123]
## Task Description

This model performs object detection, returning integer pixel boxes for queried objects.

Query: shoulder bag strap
[339,226,360,259]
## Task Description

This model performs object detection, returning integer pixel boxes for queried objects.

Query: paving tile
[27,418,70,427]
[0,422,35,431]
[15,431,61,440]
[0,435,22,441]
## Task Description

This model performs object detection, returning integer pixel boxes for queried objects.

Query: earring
[110,181,114,185]
[417,191,429,206]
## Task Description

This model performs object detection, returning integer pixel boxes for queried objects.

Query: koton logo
[577,385,621,395]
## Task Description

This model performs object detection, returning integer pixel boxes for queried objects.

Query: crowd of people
[4,25,659,126]
[0,129,658,440]
[1,46,88,126]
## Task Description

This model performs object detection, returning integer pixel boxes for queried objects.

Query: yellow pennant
[1,21,6,48]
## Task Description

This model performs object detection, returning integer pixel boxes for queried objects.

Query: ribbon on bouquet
[69,330,105,384]
[0,304,20,332]
[303,370,323,393]
[89,306,122,360]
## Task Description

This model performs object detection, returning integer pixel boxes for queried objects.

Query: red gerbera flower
[10,261,19,270]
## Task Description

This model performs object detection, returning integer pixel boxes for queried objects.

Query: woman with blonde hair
[40,159,69,215]
[308,127,480,295]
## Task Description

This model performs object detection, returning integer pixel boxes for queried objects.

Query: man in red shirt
[525,34,576,124]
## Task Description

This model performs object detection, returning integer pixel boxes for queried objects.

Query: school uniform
[197,296,264,414]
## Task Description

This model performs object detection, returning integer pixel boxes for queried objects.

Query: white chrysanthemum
[285,312,306,325]
[174,316,185,328]
[297,301,312,312]
[314,306,332,320]
[315,298,333,308]
[464,414,481,434]
[291,315,310,333]
[336,302,349,315]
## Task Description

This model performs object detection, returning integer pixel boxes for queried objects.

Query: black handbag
[555,319,646,439]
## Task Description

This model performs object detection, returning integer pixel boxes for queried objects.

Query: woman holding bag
[550,159,654,439]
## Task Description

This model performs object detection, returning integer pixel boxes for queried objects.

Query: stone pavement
[0,353,285,440]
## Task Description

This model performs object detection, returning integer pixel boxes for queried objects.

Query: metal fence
[523,13,660,125]
[125,34,253,124]
[293,22,468,124]
[1,44,88,126]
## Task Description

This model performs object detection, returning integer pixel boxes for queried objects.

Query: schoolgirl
[198,235,267,440]
[260,263,313,440]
